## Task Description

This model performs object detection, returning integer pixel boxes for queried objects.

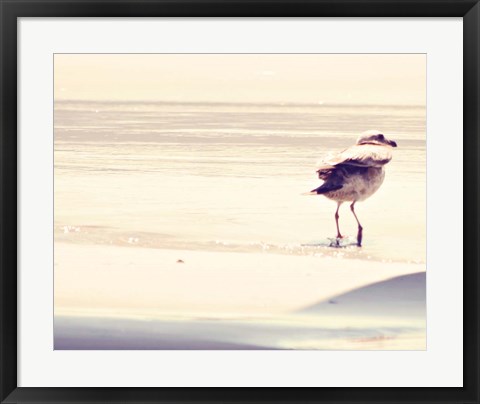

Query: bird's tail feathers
[310,183,343,195]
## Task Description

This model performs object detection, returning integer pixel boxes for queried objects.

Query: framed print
[1,1,478,403]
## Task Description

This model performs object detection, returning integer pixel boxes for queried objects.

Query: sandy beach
[55,243,425,350]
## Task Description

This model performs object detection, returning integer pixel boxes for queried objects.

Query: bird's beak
[389,140,397,148]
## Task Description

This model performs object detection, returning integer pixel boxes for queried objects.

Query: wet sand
[55,243,425,350]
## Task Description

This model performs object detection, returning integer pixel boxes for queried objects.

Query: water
[54,100,426,264]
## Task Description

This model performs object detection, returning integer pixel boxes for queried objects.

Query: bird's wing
[325,144,393,168]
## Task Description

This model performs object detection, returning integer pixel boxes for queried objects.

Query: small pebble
[176,259,184,264]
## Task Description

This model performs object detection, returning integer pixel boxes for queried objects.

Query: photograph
[53,53,426,350]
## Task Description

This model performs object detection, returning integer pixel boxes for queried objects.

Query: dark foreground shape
[298,272,426,318]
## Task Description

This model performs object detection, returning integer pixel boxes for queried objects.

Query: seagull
[309,130,397,247]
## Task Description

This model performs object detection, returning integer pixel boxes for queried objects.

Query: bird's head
[356,130,397,148]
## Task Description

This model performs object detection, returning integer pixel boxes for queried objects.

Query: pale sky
[54,54,426,106]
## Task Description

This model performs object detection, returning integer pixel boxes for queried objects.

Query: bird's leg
[350,201,363,247]
[335,202,343,240]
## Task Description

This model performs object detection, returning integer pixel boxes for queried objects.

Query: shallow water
[54,100,426,264]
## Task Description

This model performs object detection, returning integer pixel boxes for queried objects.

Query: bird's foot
[328,236,357,248]
[335,235,344,247]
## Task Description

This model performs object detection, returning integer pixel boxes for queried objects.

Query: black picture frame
[1,1,478,403]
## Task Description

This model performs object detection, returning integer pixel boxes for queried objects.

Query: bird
[309,130,397,247]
